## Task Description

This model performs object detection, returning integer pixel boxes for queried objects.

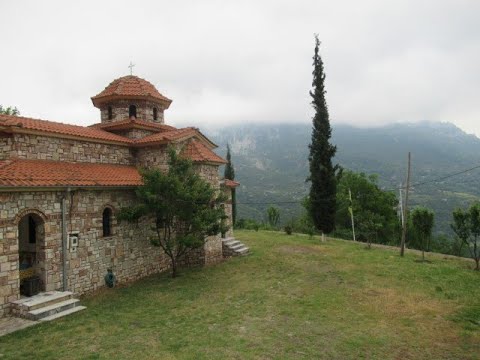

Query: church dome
[91,75,172,109]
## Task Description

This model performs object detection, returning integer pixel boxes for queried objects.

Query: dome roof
[91,75,172,108]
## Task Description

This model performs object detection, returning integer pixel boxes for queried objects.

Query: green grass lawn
[1,230,479,359]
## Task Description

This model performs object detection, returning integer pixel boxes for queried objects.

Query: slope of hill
[208,121,480,234]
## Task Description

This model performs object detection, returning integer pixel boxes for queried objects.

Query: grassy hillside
[1,231,478,359]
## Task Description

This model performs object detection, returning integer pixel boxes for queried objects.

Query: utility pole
[400,152,411,257]
[348,188,356,242]
[399,184,404,227]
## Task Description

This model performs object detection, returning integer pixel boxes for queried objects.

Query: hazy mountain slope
[208,122,480,234]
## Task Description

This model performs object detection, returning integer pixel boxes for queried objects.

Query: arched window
[129,105,137,119]
[153,107,158,121]
[107,106,113,120]
[102,208,112,237]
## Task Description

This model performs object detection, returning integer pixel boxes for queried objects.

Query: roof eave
[91,94,172,109]
[7,127,132,147]
[91,122,164,133]
[192,129,218,149]
[192,160,226,166]
[0,185,141,192]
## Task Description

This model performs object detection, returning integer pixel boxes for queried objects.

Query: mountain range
[206,121,480,235]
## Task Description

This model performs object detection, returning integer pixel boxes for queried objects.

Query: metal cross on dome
[128,62,135,75]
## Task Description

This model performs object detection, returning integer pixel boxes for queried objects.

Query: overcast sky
[1,1,479,134]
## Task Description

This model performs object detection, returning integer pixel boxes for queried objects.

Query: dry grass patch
[0,230,478,360]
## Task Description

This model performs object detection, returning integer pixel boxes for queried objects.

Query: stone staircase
[222,237,249,256]
[10,291,86,321]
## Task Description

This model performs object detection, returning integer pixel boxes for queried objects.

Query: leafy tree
[451,204,480,270]
[431,234,456,255]
[284,224,293,235]
[266,206,280,228]
[0,105,20,116]
[411,207,435,261]
[336,170,399,244]
[450,209,470,256]
[355,210,384,249]
[468,204,480,270]
[119,147,226,277]
[307,35,339,236]
[224,144,237,226]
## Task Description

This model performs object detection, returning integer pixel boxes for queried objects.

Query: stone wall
[194,164,220,187]
[0,190,167,316]
[8,133,134,165]
[221,186,234,238]
[0,191,64,317]
[64,190,172,295]
[115,128,156,140]
[99,100,165,124]
[135,145,169,170]
[0,134,12,160]
[0,187,225,317]
[204,235,223,265]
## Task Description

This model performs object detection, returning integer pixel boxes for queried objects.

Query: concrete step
[230,243,245,250]
[11,291,74,313]
[222,239,238,246]
[27,298,81,321]
[222,237,250,257]
[234,246,249,255]
[39,306,87,322]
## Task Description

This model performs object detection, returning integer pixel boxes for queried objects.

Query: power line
[237,163,480,207]
[236,196,337,205]
[380,163,480,192]
[408,164,480,188]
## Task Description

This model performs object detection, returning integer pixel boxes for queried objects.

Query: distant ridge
[208,121,480,234]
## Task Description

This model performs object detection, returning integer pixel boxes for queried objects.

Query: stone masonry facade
[99,99,165,124]
[3,133,133,164]
[0,75,235,317]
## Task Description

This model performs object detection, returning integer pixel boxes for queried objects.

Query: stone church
[0,75,243,318]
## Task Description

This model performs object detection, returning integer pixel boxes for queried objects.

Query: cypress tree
[308,35,338,234]
[224,144,237,225]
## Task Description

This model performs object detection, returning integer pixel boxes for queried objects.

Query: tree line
[236,35,480,270]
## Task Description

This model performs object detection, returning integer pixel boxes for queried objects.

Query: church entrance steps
[10,291,86,321]
[222,237,249,257]
[39,305,86,322]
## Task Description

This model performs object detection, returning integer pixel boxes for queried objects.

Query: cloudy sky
[1,1,479,134]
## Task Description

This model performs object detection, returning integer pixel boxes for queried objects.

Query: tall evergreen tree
[224,144,237,226]
[307,35,338,234]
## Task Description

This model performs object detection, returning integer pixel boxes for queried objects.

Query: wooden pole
[400,152,411,257]
[399,184,404,227]
[348,188,356,242]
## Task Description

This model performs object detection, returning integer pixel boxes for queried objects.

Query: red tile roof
[0,114,131,144]
[134,127,198,145]
[91,75,172,107]
[181,140,227,164]
[223,179,240,187]
[0,159,141,187]
[0,115,218,151]
[89,119,176,132]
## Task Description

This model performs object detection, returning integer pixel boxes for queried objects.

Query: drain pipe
[61,188,70,291]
